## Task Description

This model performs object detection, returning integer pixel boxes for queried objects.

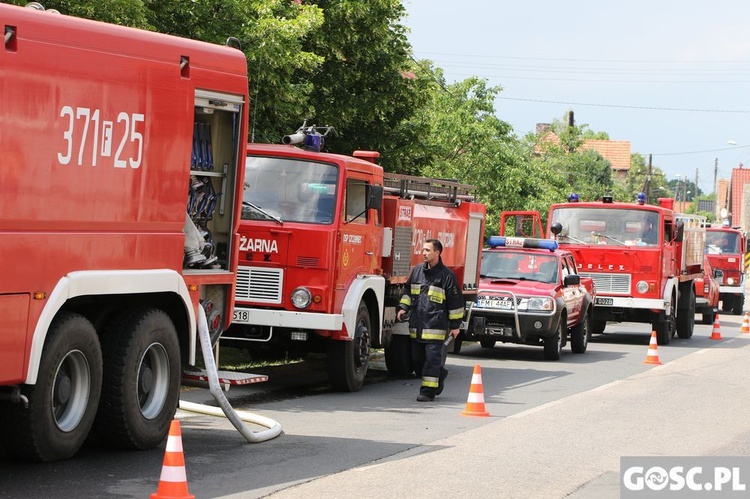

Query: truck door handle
[365,252,374,255]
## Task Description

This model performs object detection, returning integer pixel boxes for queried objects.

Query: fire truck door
[338,177,377,283]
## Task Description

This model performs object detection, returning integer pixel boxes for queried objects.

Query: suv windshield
[242,156,338,224]
[481,250,558,283]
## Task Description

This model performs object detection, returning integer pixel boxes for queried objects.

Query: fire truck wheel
[327,301,370,392]
[591,319,607,335]
[571,310,591,354]
[732,295,744,315]
[0,312,102,462]
[384,335,413,376]
[702,309,716,325]
[449,334,463,355]
[480,338,496,349]
[543,318,564,361]
[94,308,180,450]
[653,299,675,345]
[676,288,695,339]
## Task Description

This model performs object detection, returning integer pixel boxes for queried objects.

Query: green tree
[6,0,150,27]
[144,0,325,144]
[299,0,422,158]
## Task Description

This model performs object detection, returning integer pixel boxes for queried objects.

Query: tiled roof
[580,139,631,172]
[730,166,750,224]
[536,128,631,173]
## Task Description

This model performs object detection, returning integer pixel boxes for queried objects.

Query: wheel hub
[54,372,72,405]
[354,323,370,368]
[139,364,154,395]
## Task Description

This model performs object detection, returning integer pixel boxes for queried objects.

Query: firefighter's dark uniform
[398,258,464,399]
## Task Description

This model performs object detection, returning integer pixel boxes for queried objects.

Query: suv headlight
[520,297,554,311]
[291,287,312,309]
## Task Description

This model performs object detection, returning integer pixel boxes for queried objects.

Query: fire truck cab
[228,130,485,391]
[705,227,748,315]
[547,194,705,345]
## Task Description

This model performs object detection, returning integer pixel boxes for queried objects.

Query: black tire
[450,335,463,355]
[543,318,564,361]
[327,301,370,392]
[676,287,695,339]
[591,319,607,335]
[702,309,716,325]
[0,312,102,461]
[479,338,496,349]
[571,311,591,354]
[384,335,413,376]
[732,295,744,315]
[653,299,675,345]
[94,308,180,450]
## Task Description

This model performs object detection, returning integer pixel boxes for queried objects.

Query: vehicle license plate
[233,309,251,323]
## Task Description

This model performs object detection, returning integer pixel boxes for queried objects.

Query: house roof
[536,126,631,172]
[580,139,631,172]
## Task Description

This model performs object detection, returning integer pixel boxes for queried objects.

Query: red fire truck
[1,3,253,461]
[704,227,748,315]
[228,126,486,391]
[547,194,705,345]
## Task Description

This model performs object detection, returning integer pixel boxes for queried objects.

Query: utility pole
[694,168,698,200]
[714,158,719,222]
[646,154,652,203]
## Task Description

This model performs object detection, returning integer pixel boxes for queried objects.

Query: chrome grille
[235,266,283,304]
[579,272,631,294]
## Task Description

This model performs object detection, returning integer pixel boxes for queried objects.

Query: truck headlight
[291,287,312,309]
[727,277,736,285]
[636,281,649,294]
[524,297,553,311]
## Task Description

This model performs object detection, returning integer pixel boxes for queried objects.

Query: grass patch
[193,343,305,372]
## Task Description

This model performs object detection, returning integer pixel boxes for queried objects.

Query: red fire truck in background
[705,227,748,315]
[1,3,251,461]
[228,125,486,391]
[547,194,705,345]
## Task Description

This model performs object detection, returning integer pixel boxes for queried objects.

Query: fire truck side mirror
[366,185,383,211]
[674,220,684,243]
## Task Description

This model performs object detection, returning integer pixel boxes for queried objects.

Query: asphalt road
[2,312,750,499]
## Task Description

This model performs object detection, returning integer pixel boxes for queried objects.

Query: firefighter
[397,239,464,402]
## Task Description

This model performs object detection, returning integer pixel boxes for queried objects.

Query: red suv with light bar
[462,237,596,360]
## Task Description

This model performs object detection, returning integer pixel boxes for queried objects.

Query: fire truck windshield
[242,156,338,224]
[705,231,740,254]
[550,207,661,247]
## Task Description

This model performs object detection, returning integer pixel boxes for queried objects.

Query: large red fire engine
[228,125,486,391]
[705,226,748,315]
[547,194,705,345]
[0,3,256,461]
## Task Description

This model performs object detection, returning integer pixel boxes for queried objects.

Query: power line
[496,96,750,114]
[414,51,750,65]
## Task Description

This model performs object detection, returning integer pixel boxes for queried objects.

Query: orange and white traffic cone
[461,364,490,417]
[643,331,662,365]
[151,420,194,499]
[710,316,723,340]
[741,312,750,334]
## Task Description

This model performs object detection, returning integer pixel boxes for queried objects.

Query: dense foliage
[6,0,669,228]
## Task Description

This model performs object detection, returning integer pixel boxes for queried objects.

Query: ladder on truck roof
[384,172,476,202]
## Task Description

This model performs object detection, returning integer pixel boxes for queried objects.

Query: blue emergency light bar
[488,236,558,251]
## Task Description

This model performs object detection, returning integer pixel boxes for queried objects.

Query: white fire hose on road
[178,306,282,443]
